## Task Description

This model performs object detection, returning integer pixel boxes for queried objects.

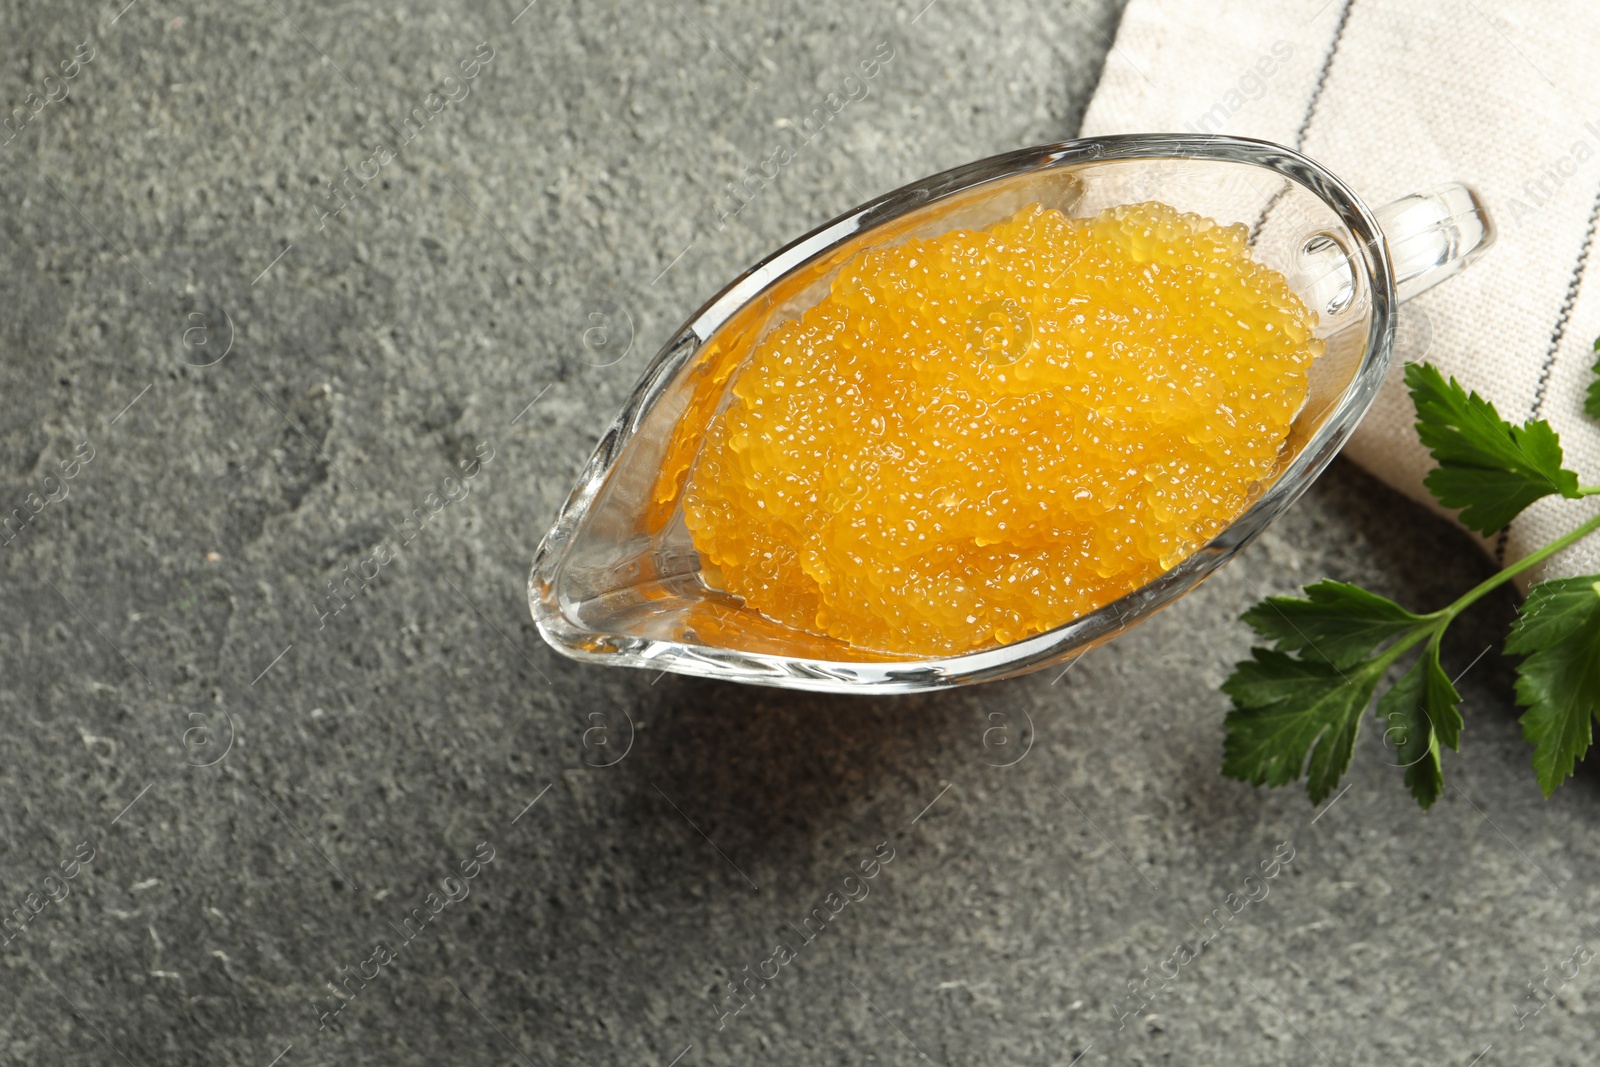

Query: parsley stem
[1440,511,1600,621]
[1379,617,1440,665]
[1580,486,1600,497]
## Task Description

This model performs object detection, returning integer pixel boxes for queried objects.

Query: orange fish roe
[682,201,1322,656]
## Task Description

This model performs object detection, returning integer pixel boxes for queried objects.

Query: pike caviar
[682,201,1322,656]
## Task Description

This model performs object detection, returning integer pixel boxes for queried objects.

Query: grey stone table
[2,2,1596,1065]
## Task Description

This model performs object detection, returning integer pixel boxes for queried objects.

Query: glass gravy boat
[529,134,1492,693]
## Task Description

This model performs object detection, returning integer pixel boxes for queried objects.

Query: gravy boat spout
[529,134,1493,693]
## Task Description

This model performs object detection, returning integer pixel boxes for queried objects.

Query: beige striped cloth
[1080,0,1600,582]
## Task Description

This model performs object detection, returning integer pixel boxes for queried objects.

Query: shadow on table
[530,455,1600,927]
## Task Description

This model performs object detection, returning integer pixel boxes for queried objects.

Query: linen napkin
[1079,0,1600,582]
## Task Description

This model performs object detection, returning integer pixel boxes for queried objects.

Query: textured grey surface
[2,1,1597,1066]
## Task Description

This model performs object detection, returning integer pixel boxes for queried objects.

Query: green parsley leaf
[1224,358,1600,809]
[1507,574,1600,648]
[1507,576,1600,796]
[1405,361,1580,534]
[1241,580,1421,668]
[1373,644,1462,810]
[1587,337,1600,421]
[1221,649,1386,803]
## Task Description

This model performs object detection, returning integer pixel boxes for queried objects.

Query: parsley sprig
[1222,351,1600,809]
[1588,336,1600,420]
